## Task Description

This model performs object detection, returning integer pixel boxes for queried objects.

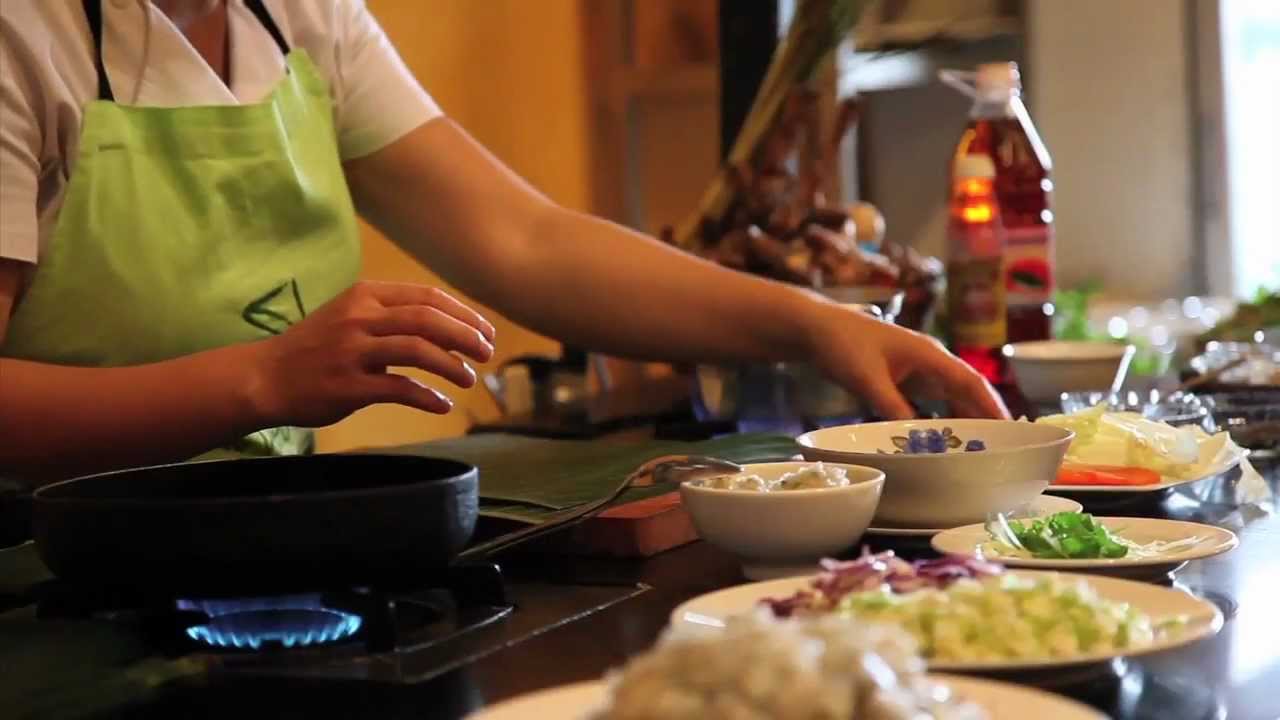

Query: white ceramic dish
[679,462,884,580]
[798,419,1074,528]
[866,494,1082,537]
[1048,440,1247,494]
[931,517,1239,581]
[465,674,1106,720]
[1004,341,1136,404]
[670,570,1222,673]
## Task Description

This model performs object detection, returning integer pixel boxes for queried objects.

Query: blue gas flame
[178,593,362,650]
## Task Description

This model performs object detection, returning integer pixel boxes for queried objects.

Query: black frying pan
[31,454,478,595]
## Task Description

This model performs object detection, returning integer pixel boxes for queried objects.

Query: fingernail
[435,389,454,409]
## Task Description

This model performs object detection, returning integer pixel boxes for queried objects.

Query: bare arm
[345,120,820,367]
[0,261,267,481]
[345,120,1007,419]
[0,260,494,483]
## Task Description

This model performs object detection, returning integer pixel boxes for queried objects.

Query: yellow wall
[317,0,591,451]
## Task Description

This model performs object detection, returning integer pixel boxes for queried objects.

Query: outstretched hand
[248,281,496,427]
[805,303,1010,421]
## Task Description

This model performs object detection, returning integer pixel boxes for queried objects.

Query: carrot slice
[1054,464,1162,486]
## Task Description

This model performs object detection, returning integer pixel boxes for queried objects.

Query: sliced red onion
[761,553,1005,616]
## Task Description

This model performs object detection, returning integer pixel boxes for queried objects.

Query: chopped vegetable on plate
[986,512,1129,559]
[1036,405,1241,481]
[1053,464,1161,486]
[762,551,1183,663]
[591,610,987,720]
[763,551,1003,617]
[983,512,1205,561]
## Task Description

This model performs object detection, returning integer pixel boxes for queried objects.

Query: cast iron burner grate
[34,563,512,660]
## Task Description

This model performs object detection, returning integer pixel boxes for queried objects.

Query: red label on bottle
[947,257,1007,348]
[1004,226,1054,305]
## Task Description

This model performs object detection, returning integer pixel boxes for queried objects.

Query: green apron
[0,0,359,457]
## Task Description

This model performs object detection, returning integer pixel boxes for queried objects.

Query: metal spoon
[456,455,744,561]
[1108,344,1139,397]
[633,455,744,486]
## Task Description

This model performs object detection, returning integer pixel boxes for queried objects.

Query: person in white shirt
[0,0,1006,481]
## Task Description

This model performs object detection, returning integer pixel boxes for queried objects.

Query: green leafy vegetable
[1197,287,1280,344]
[987,511,1129,559]
[1050,281,1173,376]
[1051,281,1102,342]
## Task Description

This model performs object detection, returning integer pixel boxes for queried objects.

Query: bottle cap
[975,62,1022,98]
[955,154,996,180]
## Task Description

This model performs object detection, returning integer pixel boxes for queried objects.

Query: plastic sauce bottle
[947,154,1007,383]
[949,62,1054,343]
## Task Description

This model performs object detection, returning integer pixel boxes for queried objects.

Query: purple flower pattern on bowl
[884,427,987,454]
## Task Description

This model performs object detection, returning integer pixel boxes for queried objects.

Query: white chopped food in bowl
[692,462,851,492]
[776,463,851,490]
[588,611,987,720]
[699,473,770,491]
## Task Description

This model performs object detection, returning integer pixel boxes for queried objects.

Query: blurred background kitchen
[318,0,1279,452]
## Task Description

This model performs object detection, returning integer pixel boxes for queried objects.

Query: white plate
[931,674,1106,719]
[670,570,1223,673]
[931,517,1239,579]
[866,494,1082,537]
[466,675,1106,720]
[1049,438,1247,494]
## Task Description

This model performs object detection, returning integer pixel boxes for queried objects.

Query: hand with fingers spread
[805,303,1010,421]
[247,281,496,427]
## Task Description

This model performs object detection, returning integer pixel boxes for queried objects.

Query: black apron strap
[244,0,291,57]
[81,0,114,102]
[80,0,292,105]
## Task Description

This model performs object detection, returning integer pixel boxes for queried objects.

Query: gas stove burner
[177,594,362,650]
[33,563,515,680]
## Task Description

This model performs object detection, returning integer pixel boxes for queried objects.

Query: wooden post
[718,3,779,160]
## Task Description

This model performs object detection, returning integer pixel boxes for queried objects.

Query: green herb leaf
[1000,511,1129,560]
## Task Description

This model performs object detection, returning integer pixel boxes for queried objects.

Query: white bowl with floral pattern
[797,420,1074,528]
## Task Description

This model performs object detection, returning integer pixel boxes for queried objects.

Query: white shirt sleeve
[0,29,42,265]
[330,0,442,160]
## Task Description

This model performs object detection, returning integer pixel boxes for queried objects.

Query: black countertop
[114,456,1280,720]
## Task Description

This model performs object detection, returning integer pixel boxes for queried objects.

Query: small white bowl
[1004,341,1136,404]
[678,462,884,580]
[797,420,1073,528]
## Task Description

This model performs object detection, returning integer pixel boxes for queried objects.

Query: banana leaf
[386,432,800,523]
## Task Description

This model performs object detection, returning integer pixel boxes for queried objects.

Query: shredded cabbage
[1035,406,1224,479]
